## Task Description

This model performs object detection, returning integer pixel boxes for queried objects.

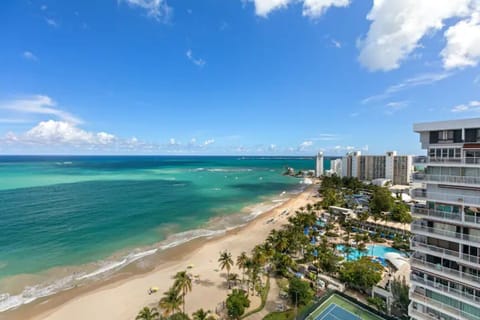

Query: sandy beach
[4,185,318,320]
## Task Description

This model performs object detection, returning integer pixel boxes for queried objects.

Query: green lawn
[305,294,385,320]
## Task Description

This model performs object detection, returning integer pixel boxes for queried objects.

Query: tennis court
[315,303,361,320]
[306,294,385,320]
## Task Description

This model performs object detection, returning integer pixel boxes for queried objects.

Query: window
[455,148,461,158]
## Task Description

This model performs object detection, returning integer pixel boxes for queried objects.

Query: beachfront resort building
[410,118,480,320]
[330,158,342,176]
[316,152,324,177]
[340,151,413,185]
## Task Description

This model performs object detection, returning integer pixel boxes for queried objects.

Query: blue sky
[1,0,480,155]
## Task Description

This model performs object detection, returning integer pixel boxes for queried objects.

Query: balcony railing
[411,291,480,320]
[412,224,480,244]
[465,215,480,224]
[411,190,480,206]
[411,274,480,305]
[411,206,461,221]
[411,257,480,286]
[413,173,480,186]
[424,157,480,165]
[409,303,458,320]
[411,240,480,266]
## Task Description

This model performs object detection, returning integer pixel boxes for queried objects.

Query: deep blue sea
[0,156,323,311]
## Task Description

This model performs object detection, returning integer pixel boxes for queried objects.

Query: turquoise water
[0,156,319,311]
[336,245,405,262]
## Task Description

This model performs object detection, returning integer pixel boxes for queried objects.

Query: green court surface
[305,294,385,320]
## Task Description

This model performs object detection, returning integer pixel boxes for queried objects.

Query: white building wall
[329,159,342,176]
[351,151,361,178]
[385,151,396,181]
[316,152,324,177]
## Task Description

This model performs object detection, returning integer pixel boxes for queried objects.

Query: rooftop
[413,117,480,132]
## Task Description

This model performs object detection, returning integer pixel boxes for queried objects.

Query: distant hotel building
[340,151,413,185]
[330,158,342,176]
[409,118,480,320]
[316,152,324,177]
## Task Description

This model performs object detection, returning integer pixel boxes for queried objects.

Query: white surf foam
[0,228,227,313]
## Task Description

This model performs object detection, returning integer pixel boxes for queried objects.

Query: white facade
[410,118,480,320]
[315,152,324,177]
[351,151,361,178]
[385,151,396,181]
[330,159,342,176]
[340,150,412,185]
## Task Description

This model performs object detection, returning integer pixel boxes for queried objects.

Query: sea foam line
[0,228,228,313]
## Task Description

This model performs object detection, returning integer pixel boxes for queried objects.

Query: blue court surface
[316,303,361,320]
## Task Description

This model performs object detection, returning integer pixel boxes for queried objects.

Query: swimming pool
[336,244,405,265]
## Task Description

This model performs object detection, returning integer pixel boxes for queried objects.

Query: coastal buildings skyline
[337,151,413,186]
[1,1,480,155]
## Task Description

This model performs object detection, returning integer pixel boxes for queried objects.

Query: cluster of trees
[338,257,383,292]
[136,270,196,320]
[321,176,413,227]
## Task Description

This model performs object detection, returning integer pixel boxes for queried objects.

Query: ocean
[0,155,321,312]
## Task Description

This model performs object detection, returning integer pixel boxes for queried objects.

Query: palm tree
[136,307,160,320]
[228,273,240,287]
[218,250,234,289]
[159,287,182,317]
[236,251,248,283]
[192,308,212,320]
[174,270,192,315]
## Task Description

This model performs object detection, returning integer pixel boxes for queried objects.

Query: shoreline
[3,184,318,320]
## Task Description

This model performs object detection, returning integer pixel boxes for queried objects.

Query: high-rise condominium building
[341,151,413,185]
[410,118,480,320]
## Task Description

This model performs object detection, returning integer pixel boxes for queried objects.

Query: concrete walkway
[246,277,282,320]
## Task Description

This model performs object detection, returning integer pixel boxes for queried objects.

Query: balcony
[413,173,480,186]
[410,257,480,287]
[411,206,461,222]
[411,274,480,305]
[421,157,480,165]
[411,224,480,244]
[409,303,458,320]
[411,190,480,206]
[410,291,480,320]
[410,240,480,267]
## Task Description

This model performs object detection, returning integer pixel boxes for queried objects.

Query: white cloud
[23,51,37,61]
[0,95,82,124]
[41,5,47,11]
[385,101,408,114]
[186,49,206,67]
[122,0,172,22]
[331,39,342,48]
[302,0,350,18]
[451,100,480,112]
[203,138,215,146]
[5,120,116,146]
[169,138,178,145]
[442,12,480,69]
[246,0,350,18]
[45,18,58,27]
[250,0,290,17]
[362,72,451,103]
[297,140,313,151]
[358,0,473,71]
